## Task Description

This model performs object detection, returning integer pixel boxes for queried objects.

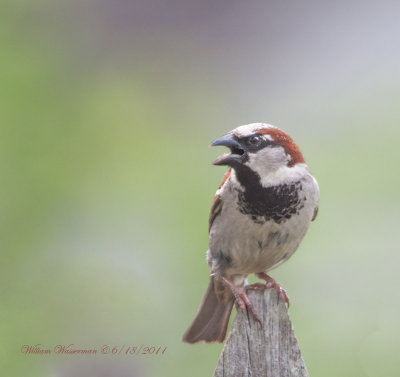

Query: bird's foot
[221,277,261,324]
[255,272,290,306]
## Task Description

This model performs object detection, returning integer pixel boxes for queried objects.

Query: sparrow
[182,123,319,344]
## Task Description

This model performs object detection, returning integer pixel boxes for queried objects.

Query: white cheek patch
[259,163,309,187]
[245,146,290,178]
[233,123,276,138]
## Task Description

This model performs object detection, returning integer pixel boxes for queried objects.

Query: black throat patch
[234,165,305,224]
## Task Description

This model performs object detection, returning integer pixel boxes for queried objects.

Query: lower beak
[212,154,243,166]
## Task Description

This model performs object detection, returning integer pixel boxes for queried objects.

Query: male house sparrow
[182,123,319,344]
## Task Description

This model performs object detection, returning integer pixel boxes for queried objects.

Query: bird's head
[211,123,306,179]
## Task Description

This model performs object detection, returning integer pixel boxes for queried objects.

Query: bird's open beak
[210,134,246,166]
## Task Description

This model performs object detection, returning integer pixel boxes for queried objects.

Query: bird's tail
[182,276,234,344]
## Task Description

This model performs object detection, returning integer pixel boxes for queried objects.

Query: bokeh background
[1,1,400,376]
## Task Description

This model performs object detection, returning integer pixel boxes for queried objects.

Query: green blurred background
[1,1,399,376]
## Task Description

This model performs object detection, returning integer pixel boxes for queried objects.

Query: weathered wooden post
[213,289,309,377]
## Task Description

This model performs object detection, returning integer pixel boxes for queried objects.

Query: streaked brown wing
[208,195,222,232]
[312,206,319,221]
[208,169,231,233]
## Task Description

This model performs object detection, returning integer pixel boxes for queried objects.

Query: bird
[182,123,319,344]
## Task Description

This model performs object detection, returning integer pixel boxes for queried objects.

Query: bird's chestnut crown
[211,123,305,174]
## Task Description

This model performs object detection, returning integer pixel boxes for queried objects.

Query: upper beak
[210,133,245,166]
[210,134,242,149]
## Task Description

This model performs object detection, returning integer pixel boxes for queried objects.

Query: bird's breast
[208,175,318,276]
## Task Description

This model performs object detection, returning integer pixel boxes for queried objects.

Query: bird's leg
[253,272,290,306]
[221,277,261,324]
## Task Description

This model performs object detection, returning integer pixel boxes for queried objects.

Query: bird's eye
[248,135,262,146]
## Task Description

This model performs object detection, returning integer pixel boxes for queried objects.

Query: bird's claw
[222,278,262,325]
[255,272,290,307]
